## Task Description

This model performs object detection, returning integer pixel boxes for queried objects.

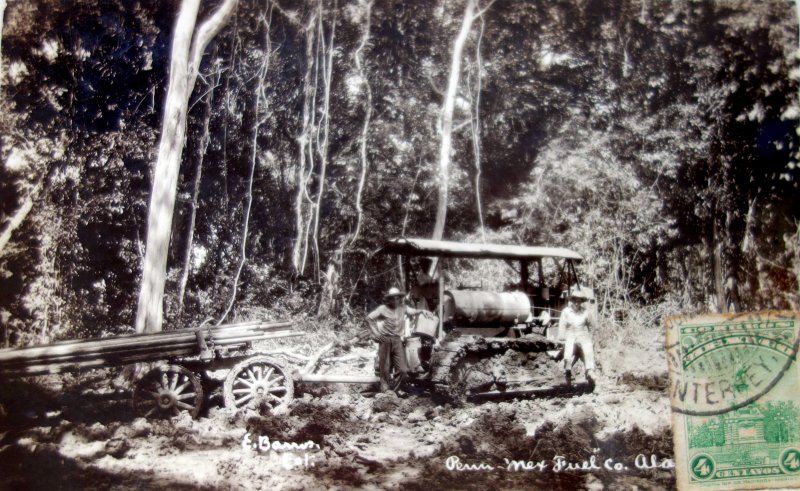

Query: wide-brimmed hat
[568,285,594,301]
[383,287,405,298]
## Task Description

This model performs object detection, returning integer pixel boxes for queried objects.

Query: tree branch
[0,179,43,256]
[188,0,238,87]
[453,119,472,132]
[271,1,303,27]
[473,0,496,20]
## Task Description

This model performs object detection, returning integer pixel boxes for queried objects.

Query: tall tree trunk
[292,13,317,275]
[301,23,321,276]
[431,0,476,245]
[176,70,219,319]
[723,209,741,312]
[215,90,259,326]
[311,1,335,282]
[135,0,237,333]
[470,13,485,242]
[797,0,800,124]
[221,21,238,214]
[712,218,725,313]
[0,0,6,90]
[216,3,273,326]
[350,0,372,248]
[429,0,476,275]
[788,222,800,309]
[293,2,336,279]
[325,0,371,317]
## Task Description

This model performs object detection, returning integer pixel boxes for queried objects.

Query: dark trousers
[378,335,407,392]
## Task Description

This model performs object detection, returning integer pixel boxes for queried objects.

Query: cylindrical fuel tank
[443,290,531,327]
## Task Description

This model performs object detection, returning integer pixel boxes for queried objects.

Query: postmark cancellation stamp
[666,311,800,490]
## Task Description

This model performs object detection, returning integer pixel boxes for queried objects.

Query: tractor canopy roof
[381,237,583,261]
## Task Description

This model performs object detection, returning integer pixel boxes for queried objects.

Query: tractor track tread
[429,334,560,400]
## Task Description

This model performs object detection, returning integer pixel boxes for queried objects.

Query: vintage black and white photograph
[0,0,798,489]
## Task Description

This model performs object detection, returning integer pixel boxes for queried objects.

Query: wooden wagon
[0,320,345,419]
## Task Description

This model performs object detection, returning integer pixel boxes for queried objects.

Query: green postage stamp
[666,311,800,491]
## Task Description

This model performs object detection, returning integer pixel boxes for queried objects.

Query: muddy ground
[0,334,676,490]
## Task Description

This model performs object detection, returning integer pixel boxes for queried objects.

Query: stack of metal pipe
[0,320,298,377]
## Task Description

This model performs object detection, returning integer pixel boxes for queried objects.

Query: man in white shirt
[556,285,597,384]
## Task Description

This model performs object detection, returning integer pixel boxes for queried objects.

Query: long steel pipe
[0,325,294,362]
[0,330,300,367]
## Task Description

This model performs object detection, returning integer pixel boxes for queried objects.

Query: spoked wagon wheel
[133,365,204,419]
[223,356,293,412]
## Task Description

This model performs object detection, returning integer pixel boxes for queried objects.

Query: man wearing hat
[367,287,427,394]
[556,285,597,384]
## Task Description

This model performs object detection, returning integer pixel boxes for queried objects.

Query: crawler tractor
[381,237,596,400]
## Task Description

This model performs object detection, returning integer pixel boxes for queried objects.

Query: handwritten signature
[445,454,675,473]
[241,433,320,469]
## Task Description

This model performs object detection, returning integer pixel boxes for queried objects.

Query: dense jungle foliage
[0,0,798,344]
